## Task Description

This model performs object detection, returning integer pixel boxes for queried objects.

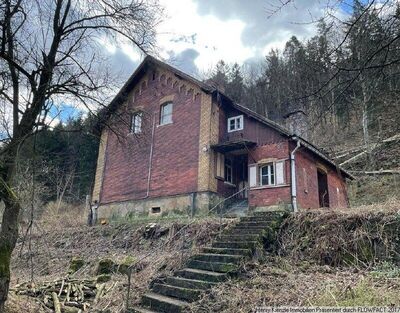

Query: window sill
[250,184,289,190]
[215,176,224,181]
[223,181,236,188]
[157,122,173,127]
[227,128,243,133]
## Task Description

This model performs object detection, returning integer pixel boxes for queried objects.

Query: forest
[21,1,399,207]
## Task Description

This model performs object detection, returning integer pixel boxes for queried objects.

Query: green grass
[311,278,400,306]
[370,261,400,278]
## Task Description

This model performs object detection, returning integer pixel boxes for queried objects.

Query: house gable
[92,60,216,207]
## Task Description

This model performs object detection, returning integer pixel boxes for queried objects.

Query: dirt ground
[7,217,228,312]
[5,204,400,313]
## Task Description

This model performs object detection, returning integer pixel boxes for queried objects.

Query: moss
[0,243,11,278]
[117,256,136,275]
[96,258,116,275]
[219,263,237,273]
[69,257,85,273]
[96,274,111,283]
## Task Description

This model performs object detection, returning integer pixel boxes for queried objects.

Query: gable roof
[96,55,353,179]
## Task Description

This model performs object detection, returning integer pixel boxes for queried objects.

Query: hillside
[5,202,400,312]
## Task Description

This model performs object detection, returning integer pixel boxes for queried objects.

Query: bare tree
[0,0,162,310]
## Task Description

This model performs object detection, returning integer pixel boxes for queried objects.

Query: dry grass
[8,214,232,312]
[189,257,400,312]
[280,201,400,267]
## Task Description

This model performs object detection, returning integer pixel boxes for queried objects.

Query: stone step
[233,225,268,230]
[219,234,261,242]
[186,260,238,273]
[202,247,252,257]
[236,221,272,228]
[152,283,202,302]
[130,306,159,313]
[212,241,259,250]
[166,276,217,290]
[175,268,228,283]
[141,292,188,313]
[252,211,287,218]
[226,227,266,235]
[192,253,244,264]
[240,216,281,222]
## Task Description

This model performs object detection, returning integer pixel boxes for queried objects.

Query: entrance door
[237,157,248,199]
[317,169,330,208]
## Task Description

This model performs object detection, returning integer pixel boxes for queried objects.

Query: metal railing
[210,186,249,219]
[124,186,249,309]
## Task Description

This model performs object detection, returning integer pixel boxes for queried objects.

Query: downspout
[290,138,301,212]
[145,113,156,198]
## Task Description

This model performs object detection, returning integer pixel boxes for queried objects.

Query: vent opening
[151,207,161,214]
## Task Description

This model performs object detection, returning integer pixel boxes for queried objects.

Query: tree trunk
[0,200,21,312]
[0,142,22,312]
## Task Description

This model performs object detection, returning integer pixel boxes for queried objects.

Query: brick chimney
[283,110,308,139]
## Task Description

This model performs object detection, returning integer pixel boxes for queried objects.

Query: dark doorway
[235,155,248,199]
[317,169,330,208]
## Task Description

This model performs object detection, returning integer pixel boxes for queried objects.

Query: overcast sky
[103,0,338,79]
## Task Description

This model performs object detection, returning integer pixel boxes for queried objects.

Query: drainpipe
[290,138,301,213]
[145,113,156,198]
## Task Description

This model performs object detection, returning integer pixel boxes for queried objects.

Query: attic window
[151,207,161,214]
[227,115,243,132]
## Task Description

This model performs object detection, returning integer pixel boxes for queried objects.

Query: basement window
[151,207,161,214]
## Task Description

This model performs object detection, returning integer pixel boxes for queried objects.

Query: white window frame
[249,160,286,189]
[227,115,244,132]
[260,163,275,186]
[160,102,173,125]
[130,112,142,134]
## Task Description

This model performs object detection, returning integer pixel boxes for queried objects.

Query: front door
[236,156,248,199]
[317,169,330,208]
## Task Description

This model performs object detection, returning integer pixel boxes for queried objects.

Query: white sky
[103,0,334,77]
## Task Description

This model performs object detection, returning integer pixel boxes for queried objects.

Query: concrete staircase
[131,211,286,313]
[224,199,249,217]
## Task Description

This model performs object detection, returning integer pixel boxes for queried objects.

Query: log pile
[13,278,113,312]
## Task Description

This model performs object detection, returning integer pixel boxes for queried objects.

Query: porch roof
[211,140,256,153]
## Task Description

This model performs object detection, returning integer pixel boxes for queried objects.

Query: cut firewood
[52,292,62,313]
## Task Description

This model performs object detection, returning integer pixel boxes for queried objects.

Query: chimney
[283,110,308,139]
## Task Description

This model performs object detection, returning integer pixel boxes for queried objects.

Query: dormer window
[227,115,243,132]
[130,112,142,134]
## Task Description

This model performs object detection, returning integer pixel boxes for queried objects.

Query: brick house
[92,56,352,218]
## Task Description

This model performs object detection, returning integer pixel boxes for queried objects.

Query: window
[130,112,142,134]
[151,207,161,214]
[160,102,173,125]
[224,158,233,183]
[260,163,275,186]
[227,115,243,132]
[215,152,225,178]
[250,161,286,188]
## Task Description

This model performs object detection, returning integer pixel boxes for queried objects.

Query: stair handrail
[124,185,248,309]
[209,186,249,218]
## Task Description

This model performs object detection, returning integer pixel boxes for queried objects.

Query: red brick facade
[94,57,350,213]
[100,71,203,204]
